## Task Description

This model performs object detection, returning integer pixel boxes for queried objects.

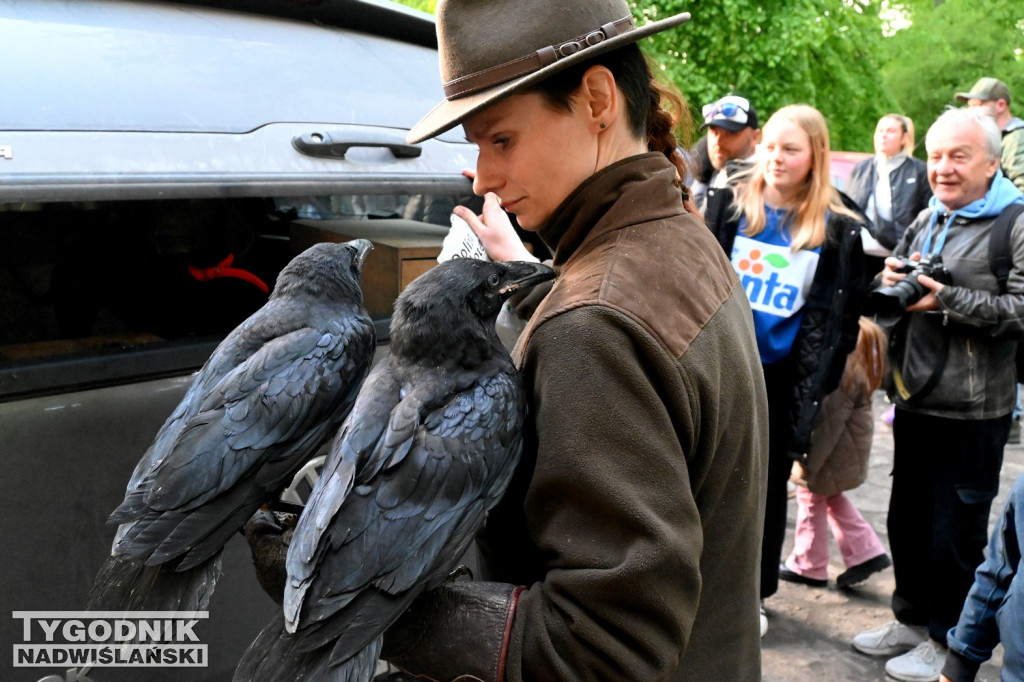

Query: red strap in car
[187,253,270,294]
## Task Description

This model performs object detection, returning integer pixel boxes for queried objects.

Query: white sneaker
[760,603,768,638]
[885,640,947,682]
[852,620,926,656]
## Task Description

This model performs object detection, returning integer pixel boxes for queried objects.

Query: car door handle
[292,130,422,159]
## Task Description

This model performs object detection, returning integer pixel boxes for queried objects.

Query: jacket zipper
[967,338,975,401]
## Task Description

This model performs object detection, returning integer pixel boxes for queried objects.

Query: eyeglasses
[702,96,751,126]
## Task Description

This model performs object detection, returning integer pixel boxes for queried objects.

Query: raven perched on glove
[233,258,555,682]
[86,240,376,613]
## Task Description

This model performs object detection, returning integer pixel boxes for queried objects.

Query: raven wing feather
[284,368,524,660]
[111,319,374,565]
[120,326,359,514]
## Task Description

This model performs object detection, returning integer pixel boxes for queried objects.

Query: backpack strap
[990,203,1024,293]
[987,203,1024,383]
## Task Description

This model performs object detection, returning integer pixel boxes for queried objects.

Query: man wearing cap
[956,77,1024,193]
[696,94,760,215]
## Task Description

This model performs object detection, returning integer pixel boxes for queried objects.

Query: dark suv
[0,1,474,679]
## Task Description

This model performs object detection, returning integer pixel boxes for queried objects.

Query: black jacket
[705,186,868,456]
[846,155,932,250]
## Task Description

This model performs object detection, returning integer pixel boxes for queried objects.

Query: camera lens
[868,274,929,315]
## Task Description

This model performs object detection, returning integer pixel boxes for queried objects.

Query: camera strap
[889,316,949,405]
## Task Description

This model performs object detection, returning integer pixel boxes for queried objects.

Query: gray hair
[926,107,1002,162]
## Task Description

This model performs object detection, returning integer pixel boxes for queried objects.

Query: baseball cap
[700,95,759,132]
[955,77,1011,104]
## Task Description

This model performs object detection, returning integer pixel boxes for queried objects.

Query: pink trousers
[784,486,887,580]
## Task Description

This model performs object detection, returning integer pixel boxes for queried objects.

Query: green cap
[955,77,1011,104]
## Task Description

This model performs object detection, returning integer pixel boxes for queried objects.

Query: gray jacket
[888,206,1024,419]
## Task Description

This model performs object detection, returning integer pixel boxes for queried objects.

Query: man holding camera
[853,107,1024,682]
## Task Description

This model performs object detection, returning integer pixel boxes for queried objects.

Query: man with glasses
[697,95,761,215]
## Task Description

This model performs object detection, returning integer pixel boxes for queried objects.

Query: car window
[0,189,479,401]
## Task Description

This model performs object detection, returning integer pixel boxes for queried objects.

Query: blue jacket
[944,472,1024,682]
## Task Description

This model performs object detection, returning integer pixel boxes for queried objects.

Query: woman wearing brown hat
[384,1,769,679]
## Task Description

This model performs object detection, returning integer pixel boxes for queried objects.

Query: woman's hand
[457,169,538,263]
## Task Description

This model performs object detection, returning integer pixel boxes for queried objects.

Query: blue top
[731,206,822,365]
[944,471,1024,682]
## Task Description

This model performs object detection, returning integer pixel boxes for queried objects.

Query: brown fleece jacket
[790,366,874,498]
[477,154,769,681]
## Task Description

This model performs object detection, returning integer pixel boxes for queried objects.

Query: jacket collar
[537,153,683,269]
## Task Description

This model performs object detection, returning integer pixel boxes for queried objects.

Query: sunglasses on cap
[702,96,751,126]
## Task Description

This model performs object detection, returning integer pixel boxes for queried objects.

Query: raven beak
[498,261,556,297]
[349,239,374,269]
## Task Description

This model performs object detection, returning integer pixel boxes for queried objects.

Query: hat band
[442,15,635,100]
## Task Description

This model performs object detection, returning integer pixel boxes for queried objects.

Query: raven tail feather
[85,550,222,614]
[234,612,382,682]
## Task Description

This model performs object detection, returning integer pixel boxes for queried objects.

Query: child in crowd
[781,317,892,588]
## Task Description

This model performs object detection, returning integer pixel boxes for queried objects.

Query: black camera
[867,255,953,316]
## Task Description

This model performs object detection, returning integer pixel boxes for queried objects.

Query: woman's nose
[471,162,497,196]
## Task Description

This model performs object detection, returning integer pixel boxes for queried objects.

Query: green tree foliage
[879,0,1024,154]
[397,0,436,11]
[635,0,896,151]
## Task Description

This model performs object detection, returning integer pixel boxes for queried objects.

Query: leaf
[764,253,790,268]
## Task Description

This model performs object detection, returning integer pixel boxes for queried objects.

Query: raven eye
[487,274,500,287]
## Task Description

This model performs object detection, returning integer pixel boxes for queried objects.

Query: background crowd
[691,77,1024,682]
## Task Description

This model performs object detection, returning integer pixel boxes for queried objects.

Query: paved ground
[761,391,1023,681]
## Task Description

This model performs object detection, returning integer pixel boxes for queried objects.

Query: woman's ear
[578,65,618,132]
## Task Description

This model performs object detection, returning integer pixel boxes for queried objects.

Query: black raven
[86,239,376,613]
[233,258,555,682]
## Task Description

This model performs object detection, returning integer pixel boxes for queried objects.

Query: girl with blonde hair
[735,104,859,250]
[704,103,869,630]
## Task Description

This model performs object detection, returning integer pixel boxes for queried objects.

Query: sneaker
[760,603,768,638]
[852,620,925,656]
[885,640,947,682]
[778,563,827,588]
[837,553,892,588]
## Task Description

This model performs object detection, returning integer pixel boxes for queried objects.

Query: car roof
[1,0,442,134]
[0,0,473,202]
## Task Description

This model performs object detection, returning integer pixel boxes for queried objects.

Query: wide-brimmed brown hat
[407,0,691,144]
